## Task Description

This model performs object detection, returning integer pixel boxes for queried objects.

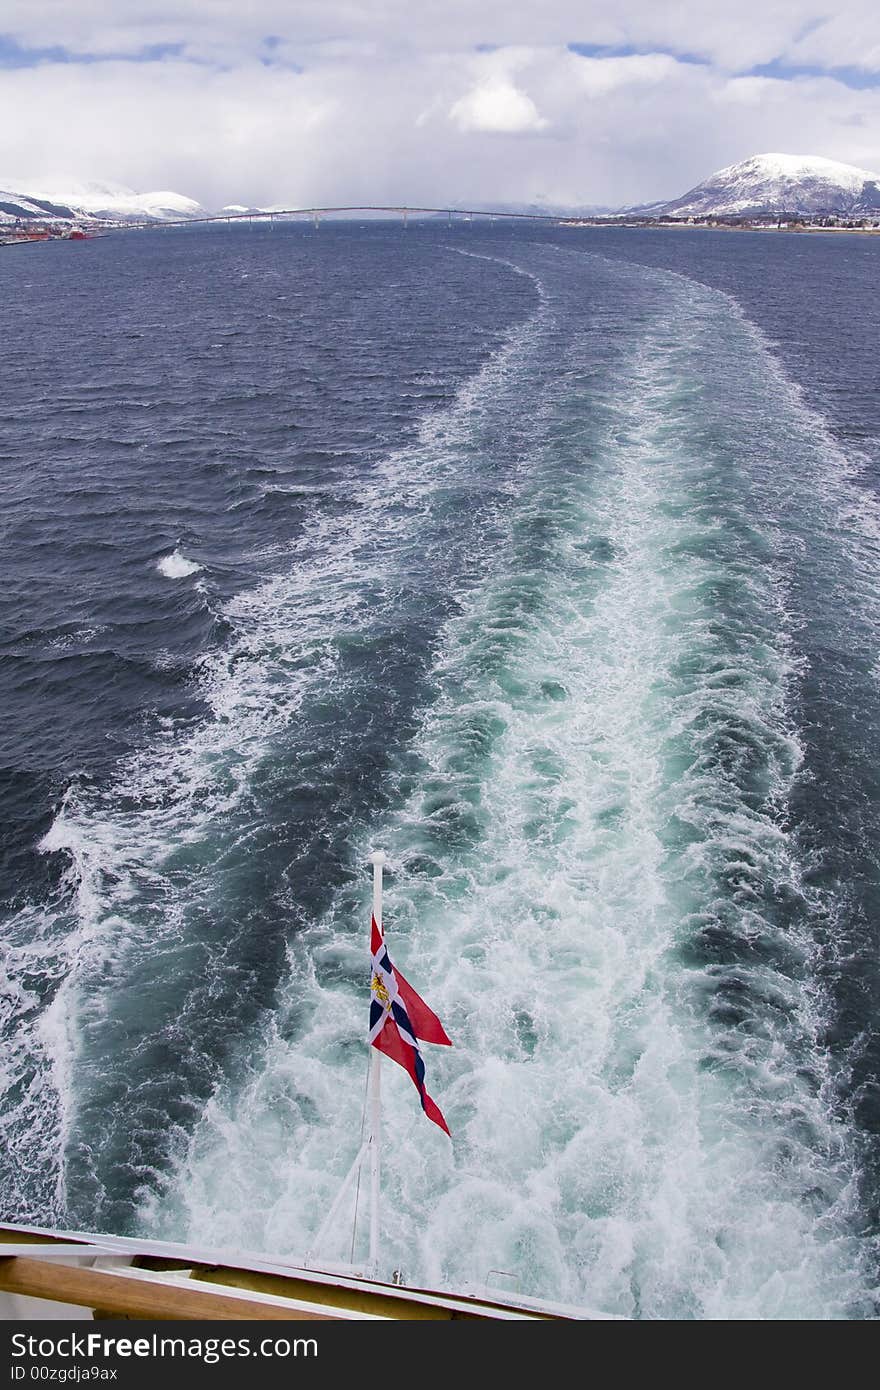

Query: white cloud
[2,2,879,70]
[785,7,880,72]
[566,50,682,96]
[450,78,549,134]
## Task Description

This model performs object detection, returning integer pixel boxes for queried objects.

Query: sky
[1,2,880,209]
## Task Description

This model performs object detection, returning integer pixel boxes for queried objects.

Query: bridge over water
[140,204,587,230]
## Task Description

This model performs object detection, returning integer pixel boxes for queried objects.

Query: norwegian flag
[368,916,452,1135]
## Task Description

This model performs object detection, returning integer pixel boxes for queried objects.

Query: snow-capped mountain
[0,180,204,223]
[656,153,880,218]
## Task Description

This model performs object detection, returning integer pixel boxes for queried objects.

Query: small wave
[157,550,203,579]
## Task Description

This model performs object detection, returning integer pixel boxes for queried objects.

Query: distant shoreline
[5,216,880,245]
[559,220,880,236]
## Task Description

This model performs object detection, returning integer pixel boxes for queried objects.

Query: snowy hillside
[0,180,204,223]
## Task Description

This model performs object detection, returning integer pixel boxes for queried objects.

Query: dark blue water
[1,222,878,1317]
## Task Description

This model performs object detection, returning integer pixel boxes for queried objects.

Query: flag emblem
[369,916,452,1135]
[371,973,391,1008]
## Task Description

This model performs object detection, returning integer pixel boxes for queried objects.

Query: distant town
[1,224,100,245]
[558,211,880,233]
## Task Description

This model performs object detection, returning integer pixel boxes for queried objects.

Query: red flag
[372,1017,451,1135]
[394,966,453,1047]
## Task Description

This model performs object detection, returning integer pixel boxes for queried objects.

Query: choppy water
[1,223,879,1318]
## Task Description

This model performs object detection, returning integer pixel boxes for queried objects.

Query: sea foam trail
[152,253,875,1319]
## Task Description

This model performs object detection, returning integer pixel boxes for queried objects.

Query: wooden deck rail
[0,1256,339,1320]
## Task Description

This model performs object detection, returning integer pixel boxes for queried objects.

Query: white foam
[157,549,202,579]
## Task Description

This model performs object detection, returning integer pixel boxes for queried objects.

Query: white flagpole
[368,849,386,1276]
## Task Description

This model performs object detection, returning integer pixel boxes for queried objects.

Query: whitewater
[1,231,878,1319]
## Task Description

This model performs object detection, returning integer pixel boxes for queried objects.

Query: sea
[1,220,879,1319]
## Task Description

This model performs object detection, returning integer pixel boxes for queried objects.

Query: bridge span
[138,204,584,230]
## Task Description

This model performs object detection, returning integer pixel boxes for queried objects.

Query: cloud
[785,7,880,72]
[2,2,880,71]
[450,78,549,134]
[1,8,879,209]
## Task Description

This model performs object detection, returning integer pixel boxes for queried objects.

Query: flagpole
[368,849,385,1276]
